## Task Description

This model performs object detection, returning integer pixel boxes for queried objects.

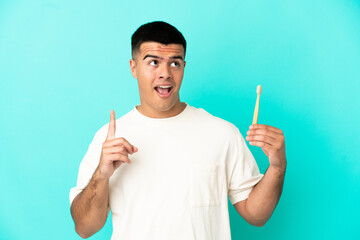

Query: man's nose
[158,64,172,79]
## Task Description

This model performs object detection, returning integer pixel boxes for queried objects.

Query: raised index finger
[106,110,116,140]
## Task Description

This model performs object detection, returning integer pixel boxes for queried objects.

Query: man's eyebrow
[170,56,184,60]
[142,55,184,61]
[143,54,161,60]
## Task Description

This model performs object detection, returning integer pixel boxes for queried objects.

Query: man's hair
[131,21,187,59]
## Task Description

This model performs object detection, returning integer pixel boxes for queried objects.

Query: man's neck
[136,102,186,119]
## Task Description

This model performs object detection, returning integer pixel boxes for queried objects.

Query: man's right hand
[97,110,138,180]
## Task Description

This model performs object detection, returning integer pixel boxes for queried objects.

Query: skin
[70,41,287,237]
[235,124,287,226]
[129,42,187,118]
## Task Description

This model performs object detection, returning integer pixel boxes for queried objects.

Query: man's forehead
[140,42,184,56]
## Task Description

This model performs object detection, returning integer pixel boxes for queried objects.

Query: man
[70,21,287,239]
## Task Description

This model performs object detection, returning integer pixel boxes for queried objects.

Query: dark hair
[131,21,187,58]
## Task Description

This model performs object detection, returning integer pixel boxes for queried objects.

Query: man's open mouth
[154,86,173,97]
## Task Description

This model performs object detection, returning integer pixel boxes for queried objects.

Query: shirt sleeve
[69,126,107,205]
[227,127,264,205]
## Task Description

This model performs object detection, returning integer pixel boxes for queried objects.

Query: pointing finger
[106,110,116,140]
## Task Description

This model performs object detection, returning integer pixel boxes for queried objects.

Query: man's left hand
[246,124,286,171]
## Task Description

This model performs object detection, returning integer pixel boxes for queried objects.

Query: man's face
[130,42,186,117]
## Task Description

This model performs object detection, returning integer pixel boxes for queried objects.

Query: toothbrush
[252,85,262,125]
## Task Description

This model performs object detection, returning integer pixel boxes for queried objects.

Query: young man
[70,21,287,239]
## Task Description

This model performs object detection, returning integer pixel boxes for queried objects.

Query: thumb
[106,110,116,140]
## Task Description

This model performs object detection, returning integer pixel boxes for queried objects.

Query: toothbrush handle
[252,94,260,124]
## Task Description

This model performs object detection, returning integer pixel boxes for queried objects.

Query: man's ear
[129,59,137,79]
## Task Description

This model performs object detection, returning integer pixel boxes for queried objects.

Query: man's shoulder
[188,105,239,134]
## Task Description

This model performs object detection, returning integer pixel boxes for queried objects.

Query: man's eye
[171,62,180,67]
[149,60,158,66]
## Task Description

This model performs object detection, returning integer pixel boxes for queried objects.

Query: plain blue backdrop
[1,0,359,239]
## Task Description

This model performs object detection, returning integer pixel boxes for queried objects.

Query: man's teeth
[158,86,172,88]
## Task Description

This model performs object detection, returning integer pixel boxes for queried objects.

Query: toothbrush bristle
[257,85,262,94]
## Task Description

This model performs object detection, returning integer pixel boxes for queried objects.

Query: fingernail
[247,130,250,135]
[249,125,254,129]
[246,136,249,140]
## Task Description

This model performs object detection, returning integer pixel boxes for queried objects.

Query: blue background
[1,0,359,239]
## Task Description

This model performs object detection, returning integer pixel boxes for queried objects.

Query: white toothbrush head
[257,85,262,94]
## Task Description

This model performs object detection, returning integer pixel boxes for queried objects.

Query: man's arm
[70,169,109,238]
[234,124,286,227]
[234,165,285,226]
[70,110,137,238]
